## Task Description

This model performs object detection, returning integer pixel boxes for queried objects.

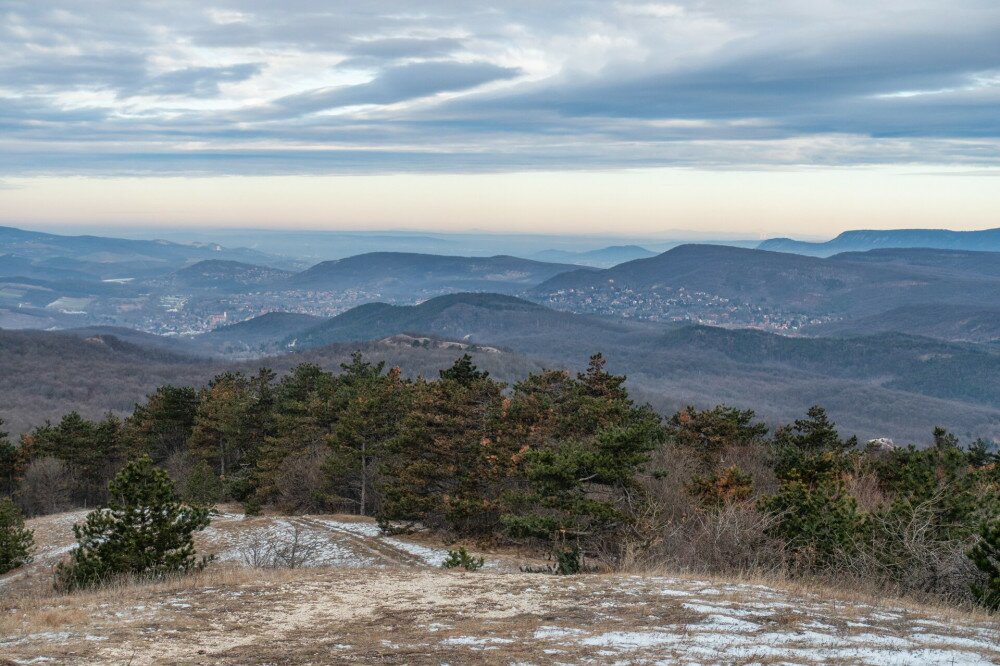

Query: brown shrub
[17,457,74,517]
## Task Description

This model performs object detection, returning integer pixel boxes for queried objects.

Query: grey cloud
[133,63,263,97]
[346,37,464,59]
[261,61,521,118]
[2,1,1000,175]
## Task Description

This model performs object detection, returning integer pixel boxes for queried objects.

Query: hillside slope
[532,244,1000,322]
[289,252,585,297]
[166,259,294,290]
[806,304,1000,343]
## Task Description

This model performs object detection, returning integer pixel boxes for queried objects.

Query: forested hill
[288,252,587,295]
[285,292,640,351]
[531,243,1000,320]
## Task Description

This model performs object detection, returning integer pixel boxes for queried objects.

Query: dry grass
[4,565,999,665]
[4,509,999,665]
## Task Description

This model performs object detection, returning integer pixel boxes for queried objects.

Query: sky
[1,1,999,238]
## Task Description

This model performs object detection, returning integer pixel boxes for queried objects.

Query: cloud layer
[2,1,1000,175]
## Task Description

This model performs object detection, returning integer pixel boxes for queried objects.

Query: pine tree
[25,412,128,506]
[439,353,489,384]
[669,405,768,470]
[125,385,198,464]
[326,355,409,515]
[772,406,855,485]
[503,416,663,571]
[254,364,335,504]
[189,369,275,500]
[0,417,18,497]
[760,477,862,570]
[0,497,34,574]
[969,519,1000,610]
[55,456,211,591]
[380,357,507,535]
[184,460,224,506]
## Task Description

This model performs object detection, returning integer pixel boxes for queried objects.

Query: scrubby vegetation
[3,353,1000,610]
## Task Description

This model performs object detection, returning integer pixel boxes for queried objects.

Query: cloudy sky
[1,1,999,237]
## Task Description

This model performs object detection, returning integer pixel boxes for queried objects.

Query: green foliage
[503,418,663,567]
[969,519,1000,610]
[669,405,768,469]
[441,546,484,571]
[380,362,507,535]
[55,456,211,591]
[125,385,198,464]
[760,477,863,570]
[324,354,409,516]
[189,369,275,493]
[243,497,262,517]
[439,353,489,384]
[0,417,18,497]
[254,364,332,504]
[872,440,1000,543]
[21,412,127,507]
[772,406,855,485]
[184,460,224,506]
[555,546,582,575]
[0,497,34,574]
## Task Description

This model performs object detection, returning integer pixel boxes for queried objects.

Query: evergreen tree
[503,416,663,571]
[772,406,855,485]
[969,519,1000,610]
[189,369,275,500]
[184,460,224,506]
[254,364,335,504]
[55,456,211,591]
[0,418,18,497]
[325,354,409,515]
[439,353,489,384]
[23,412,127,506]
[380,358,507,535]
[760,477,862,570]
[0,497,34,574]
[669,405,768,469]
[125,386,198,464]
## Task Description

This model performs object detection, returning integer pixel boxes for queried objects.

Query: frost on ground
[3,511,1000,665]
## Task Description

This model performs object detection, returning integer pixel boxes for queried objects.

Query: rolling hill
[531,244,1000,323]
[197,312,324,355]
[280,292,1000,443]
[285,293,644,353]
[166,260,295,291]
[805,304,1000,343]
[759,227,1000,256]
[288,252,586,298]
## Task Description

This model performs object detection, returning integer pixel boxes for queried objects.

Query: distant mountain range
[759,228,1000,256]
[531,245,657,267]
[0,225,299,278]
